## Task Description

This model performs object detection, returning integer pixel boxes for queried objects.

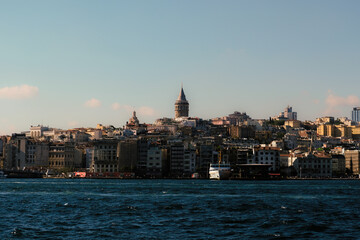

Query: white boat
[209,162,231,180]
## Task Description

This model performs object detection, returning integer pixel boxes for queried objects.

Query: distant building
[284,106,297,120]
[211,111,250,126]
[175,86,189,119]
[315,117,334,125]
[127,111,140,127]
[352,107,360,122]
[284,120,301,128]
[274,106,297,120]
[351,126,360,140]
[30,125,49,139]
[229,125,255,139]
[317,124,352,138]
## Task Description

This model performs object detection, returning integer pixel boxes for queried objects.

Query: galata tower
[175,86,189,118]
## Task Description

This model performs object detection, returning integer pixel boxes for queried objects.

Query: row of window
[300,164,330,169]
[97,146,116,150]
[50,154,74,158]
[50,161,73,166]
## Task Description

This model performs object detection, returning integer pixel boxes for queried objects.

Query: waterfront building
[183,149,196,174]
[352,107,360,122]
[147,146,166,177]
[117,139,138,172]
[137,138,149,176]
[48,143,82,170]
[169,141,185,176]
[90,140,118,173]
[4,136,50,170]
[0,137,5,168]
[331,154,346,177]
[291,152,332,178]
[248,146,280,172]
[197,144,215,176]
[344,150,360,175]
[175,86,189,119]
[25,141,49,168]
[85,148,94,169]
[236,148,253,165]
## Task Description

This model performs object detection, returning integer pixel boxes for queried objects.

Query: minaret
[175,85,189,118]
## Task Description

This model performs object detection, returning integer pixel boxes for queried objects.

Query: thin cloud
[111,103,133,112]
[0,85,39,99]
[138,106,156,116]
[68,121,79,128]
[111,103,156,117]
[324,90,360,115]
[111,102,121,110]
[85,98,101,108]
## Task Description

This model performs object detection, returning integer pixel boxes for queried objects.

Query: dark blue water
[1,179,360,239]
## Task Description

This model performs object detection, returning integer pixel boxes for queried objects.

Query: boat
[0,171,7,179]
[209,162,231,180]
[191,173,200,179]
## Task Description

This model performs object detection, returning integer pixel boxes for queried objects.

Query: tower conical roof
[177,87,188,102]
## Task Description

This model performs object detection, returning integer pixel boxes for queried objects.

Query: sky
[1,0,360,134]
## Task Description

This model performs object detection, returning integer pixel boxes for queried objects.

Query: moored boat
[209,162,231,180]
[0,170,7,179]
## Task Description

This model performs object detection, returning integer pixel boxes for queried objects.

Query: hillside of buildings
[1,88,360,179]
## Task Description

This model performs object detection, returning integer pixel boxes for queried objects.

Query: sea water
[1,179,360,239]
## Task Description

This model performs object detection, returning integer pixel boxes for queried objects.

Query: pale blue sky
[1,0,360,134]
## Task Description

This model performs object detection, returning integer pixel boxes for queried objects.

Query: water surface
[1,179,359,239]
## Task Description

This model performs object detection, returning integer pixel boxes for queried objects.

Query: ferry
[209,162,231,180]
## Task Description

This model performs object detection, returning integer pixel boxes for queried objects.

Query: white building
[30,125,49,139]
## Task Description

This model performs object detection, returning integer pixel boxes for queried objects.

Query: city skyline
[1,0,360,134]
